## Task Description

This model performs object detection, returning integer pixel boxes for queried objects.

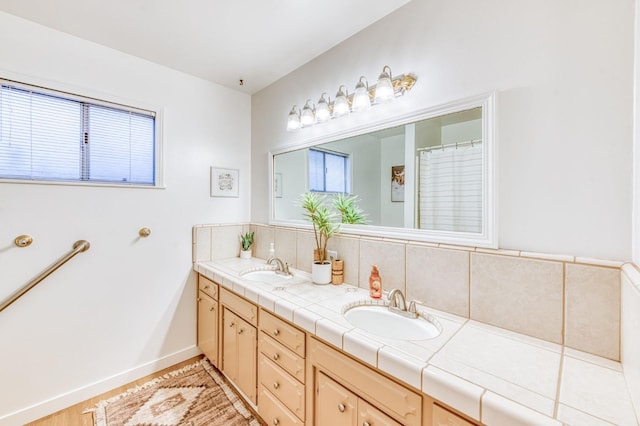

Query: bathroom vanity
[192,253,638,426]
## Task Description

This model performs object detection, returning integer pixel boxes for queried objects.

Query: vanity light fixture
[315,93,331,123]
[374,65,394,104]
[300,100,316,127]
[332,85,350,118]
[286,65,416,131]
[352,76,371,112]
[287,105,301,131]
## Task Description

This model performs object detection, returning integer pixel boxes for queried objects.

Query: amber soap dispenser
[369,264,382,299]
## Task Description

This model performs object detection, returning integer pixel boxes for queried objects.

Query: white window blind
[419,143,483,233]
[309,148,350,193]
[0,81,156,185]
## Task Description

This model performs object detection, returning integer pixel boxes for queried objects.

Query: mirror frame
[268,91,497,248]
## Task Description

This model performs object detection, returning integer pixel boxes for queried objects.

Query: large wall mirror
[269,92,496,247]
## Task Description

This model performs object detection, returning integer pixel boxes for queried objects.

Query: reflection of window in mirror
[309,148,350,193]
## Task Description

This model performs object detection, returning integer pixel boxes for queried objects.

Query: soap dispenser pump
[369,264,382,299]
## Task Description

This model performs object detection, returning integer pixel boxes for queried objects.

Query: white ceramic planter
[240,250,252,259]
[312,262,332,285]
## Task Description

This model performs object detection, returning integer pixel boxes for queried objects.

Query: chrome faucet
[388,288,418,319]
[267,257,291,276]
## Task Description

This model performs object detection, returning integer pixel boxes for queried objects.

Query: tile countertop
[194,258,639,426]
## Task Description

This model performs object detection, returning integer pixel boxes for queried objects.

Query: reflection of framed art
[391,165,405,202]
[274,173,283,198]
[210,167,239,197]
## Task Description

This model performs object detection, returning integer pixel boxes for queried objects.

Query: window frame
[0,76,164,189]
[308,147,351,194]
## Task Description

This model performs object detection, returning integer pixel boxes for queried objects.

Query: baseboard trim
[0,345,202,426]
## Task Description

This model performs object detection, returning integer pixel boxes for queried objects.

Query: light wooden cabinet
[432,404,475,426]
[221,288,257,405]
[197,275,219,367]
[316,371,402,426]
[308,337,422,426]
[258,309,307,425]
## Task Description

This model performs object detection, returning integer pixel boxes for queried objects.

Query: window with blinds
[309,148,350,193]
[0,80,157,185]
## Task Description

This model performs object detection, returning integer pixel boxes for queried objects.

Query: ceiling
[0,0,411,94]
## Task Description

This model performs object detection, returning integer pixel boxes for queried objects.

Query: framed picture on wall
[274,173,283,198]
[210,167,239,197]
[391,165,405,202]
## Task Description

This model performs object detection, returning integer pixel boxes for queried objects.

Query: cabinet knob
[230,322,235,328]
[239,328,244,334]
[273,382,280,389]
[273,353,280,361]
[197,297,202,302]
[273,419,279,426]
[273,329,280,336]
[204,285,209,289]
[209,307,215,312]
[363,422,371,426]
[338,403,346,413]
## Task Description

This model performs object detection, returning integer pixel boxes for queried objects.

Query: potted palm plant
[300,192,367,284]
[300,192,340,284]
[239,231,254,259]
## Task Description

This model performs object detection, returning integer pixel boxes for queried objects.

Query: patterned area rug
[85,358,259,426]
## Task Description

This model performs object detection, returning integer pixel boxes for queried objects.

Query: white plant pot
[240,249,252,259]
[312,262,332,285]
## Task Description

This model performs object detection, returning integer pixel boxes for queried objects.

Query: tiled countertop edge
[195,259,633,426]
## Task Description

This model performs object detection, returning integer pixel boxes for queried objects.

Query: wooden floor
[27,356,204,426]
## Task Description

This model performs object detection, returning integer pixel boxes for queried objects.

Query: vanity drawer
[198,275,218,300]
[259,385,305,426]
[259,309,305,357]
[220,287,257,326]
[432,404,475,426]
[259,332,305,383]
[259,355,305,419]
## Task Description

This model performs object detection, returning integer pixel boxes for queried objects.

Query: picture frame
[274,172,283,198]
[210,167,239,197]
[391,165,405,202]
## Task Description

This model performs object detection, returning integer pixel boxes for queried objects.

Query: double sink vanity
[194,255,637,426]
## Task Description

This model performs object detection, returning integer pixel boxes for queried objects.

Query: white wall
[0,12,251,425]
[252,0,634,261]
[380,135,405,227]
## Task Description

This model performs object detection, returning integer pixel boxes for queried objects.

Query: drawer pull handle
[273,329,280,336]
[273,353,280,361]
[273,381,280,389]
[338,403,346,413]
[273,419,279,426]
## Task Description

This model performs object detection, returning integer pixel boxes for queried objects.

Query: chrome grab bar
[0,240,90,313]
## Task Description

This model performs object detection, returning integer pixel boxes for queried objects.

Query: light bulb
[316,93,331,122]
[286,105,301,131]
[333,85,350,118]
[374,65,394,104]
[301,100,316,127]
[352,76,371,112]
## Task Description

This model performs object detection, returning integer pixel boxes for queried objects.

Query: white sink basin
[241,270,294,284]
[344,305,441,340]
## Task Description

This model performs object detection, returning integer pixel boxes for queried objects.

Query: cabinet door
[358,399,402,426]
[237,316,257,404]
[197,292,218,367]
[316,372,357,426]
[222,308,239,383]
